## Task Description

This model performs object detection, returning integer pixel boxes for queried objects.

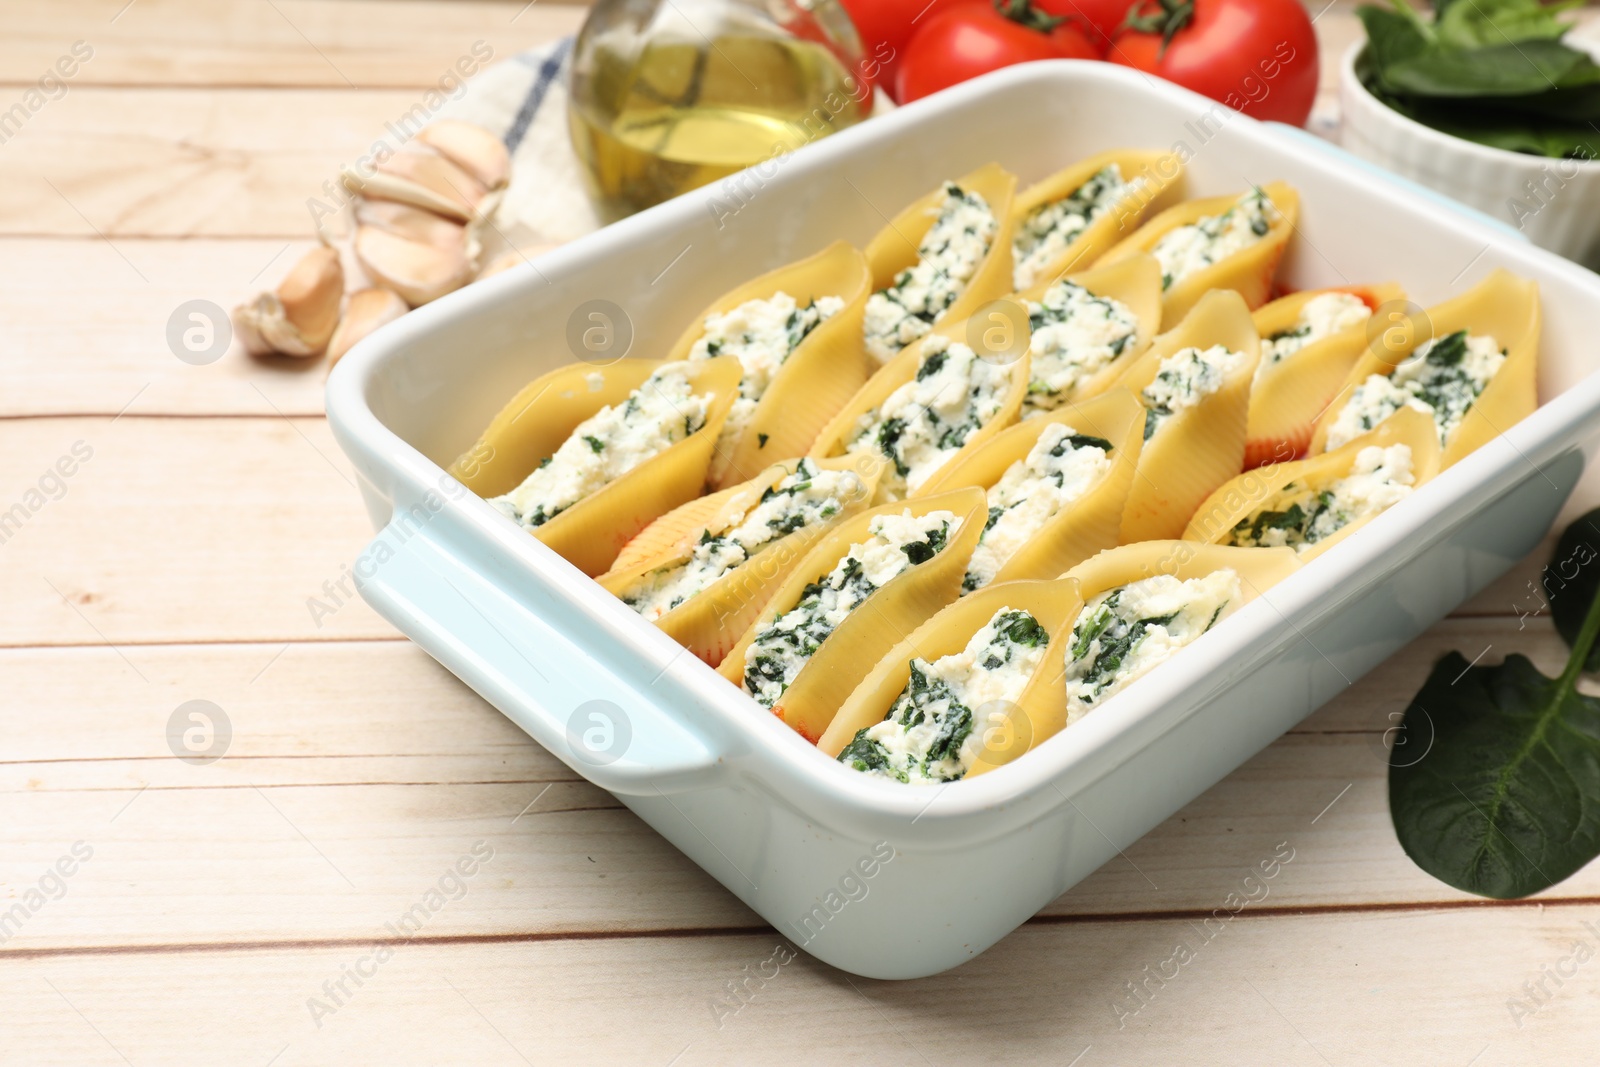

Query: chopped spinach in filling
[743,510,961,709]
[1324,330,1506,450]
[619,459,865,620]
[491,362,709,529]
[1151,187,1280,291]
[1021,280,1141,417]
[1012,165,1144,290]
[688,291,844,475]
[840,607,1050,784]
[1227,444,1415,552]
[1261,291,1371,366]
[963,423,1114,592]
[862,183,997,363]
[845,336,1012,499]
[1140,344,1246,441]
[1063,570,1241,723]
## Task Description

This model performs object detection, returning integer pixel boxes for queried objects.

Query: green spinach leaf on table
[1390,508,1600,899]
[1545,508,1600,671]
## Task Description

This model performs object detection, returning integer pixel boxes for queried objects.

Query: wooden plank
[0,0,582,88]
[0,417,393,647]
[6,620,1600,953]
[1,89,445,237]
[2,909,1594,1065]
[0,239,333,418]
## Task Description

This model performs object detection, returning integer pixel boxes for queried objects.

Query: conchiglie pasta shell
[1098,181,1300,329]
[1245,282,1405,469]
[817,577,1085,780]
[916,388,1145,583]
[448,356,743,576]
[597,455,886,667]
[1065,540,1301,604]
[1307,269,1540,468]
[1114,289,1261,543]
[717,487,988,743]
[863,163,1018,349]
[609,483,750,574]
[1010,149,1185,286]
[1184,405,1441,561]
[1015,253,1164,407]
[807,309,1032,503]
[662,241,876,489]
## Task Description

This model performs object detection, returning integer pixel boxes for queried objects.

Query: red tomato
[897,1,1100,104]
[1035,0,1138,54]
[1108,0,1318,126]
[834,0,937,99]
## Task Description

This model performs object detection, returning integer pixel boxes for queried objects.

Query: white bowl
[1340,39,1600,269]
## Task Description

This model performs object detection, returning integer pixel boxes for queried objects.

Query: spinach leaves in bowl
[1357,0,1600,160]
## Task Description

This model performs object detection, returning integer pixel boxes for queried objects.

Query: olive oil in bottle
[569,1,869,220]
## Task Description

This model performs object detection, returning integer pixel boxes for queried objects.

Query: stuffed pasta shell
[1310,270,1539,468]
[718,488,987,742]
[450,357,742,575]
[861,164,1017,364]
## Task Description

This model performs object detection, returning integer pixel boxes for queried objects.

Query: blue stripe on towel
[505,37,574,154]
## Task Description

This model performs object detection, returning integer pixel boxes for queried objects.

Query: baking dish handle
[1264,122,1529,242]
[355,516,726,797]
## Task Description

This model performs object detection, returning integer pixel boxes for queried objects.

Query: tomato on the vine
[1034,0,1138,54]
[834,0,932,98]
[1108,0,1318,126]
[896,0,1100,104]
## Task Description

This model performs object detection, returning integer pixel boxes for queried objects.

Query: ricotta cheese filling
[1140,344,1248,441]
[1021,280,1141,417]
[863,183,997,363]
[838,607,1051,784]
[491,362,709,529]
[687,291,844,458]
[619,459,866,620]
[742,509,962,709]
[1151,188,1280,291]
[963,423,1114,592]
[1261,291,1371,366]
[844,336,1012,499]
[1064,570,1242,724]
[1323,330,1506,450]
[1012,165,1145,290]
[1226,444,1414,552]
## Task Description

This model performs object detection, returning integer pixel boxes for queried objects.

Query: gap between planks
[4,894,1596,964]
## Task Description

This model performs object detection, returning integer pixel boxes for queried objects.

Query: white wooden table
[4,2,1597,1063]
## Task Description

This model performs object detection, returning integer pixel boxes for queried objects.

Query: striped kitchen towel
[437,37,603,250]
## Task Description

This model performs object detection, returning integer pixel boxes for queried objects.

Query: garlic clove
[233,245,344,358]
[342,145,487,222]
[416,120,511,192]
[327,288,409,367]
[354,198,467,252]
[354,225,473,307]
[277,246,344,343]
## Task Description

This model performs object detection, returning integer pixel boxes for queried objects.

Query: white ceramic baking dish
[326,60,1600,980]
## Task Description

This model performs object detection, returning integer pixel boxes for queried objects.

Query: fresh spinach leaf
[1433,0,1578,50]
[1390,514,1600,898]
[1385,40,1586,98]
[1358,4,1431,80]
[1544,507,1600,671]
[1357,0,1600,159]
